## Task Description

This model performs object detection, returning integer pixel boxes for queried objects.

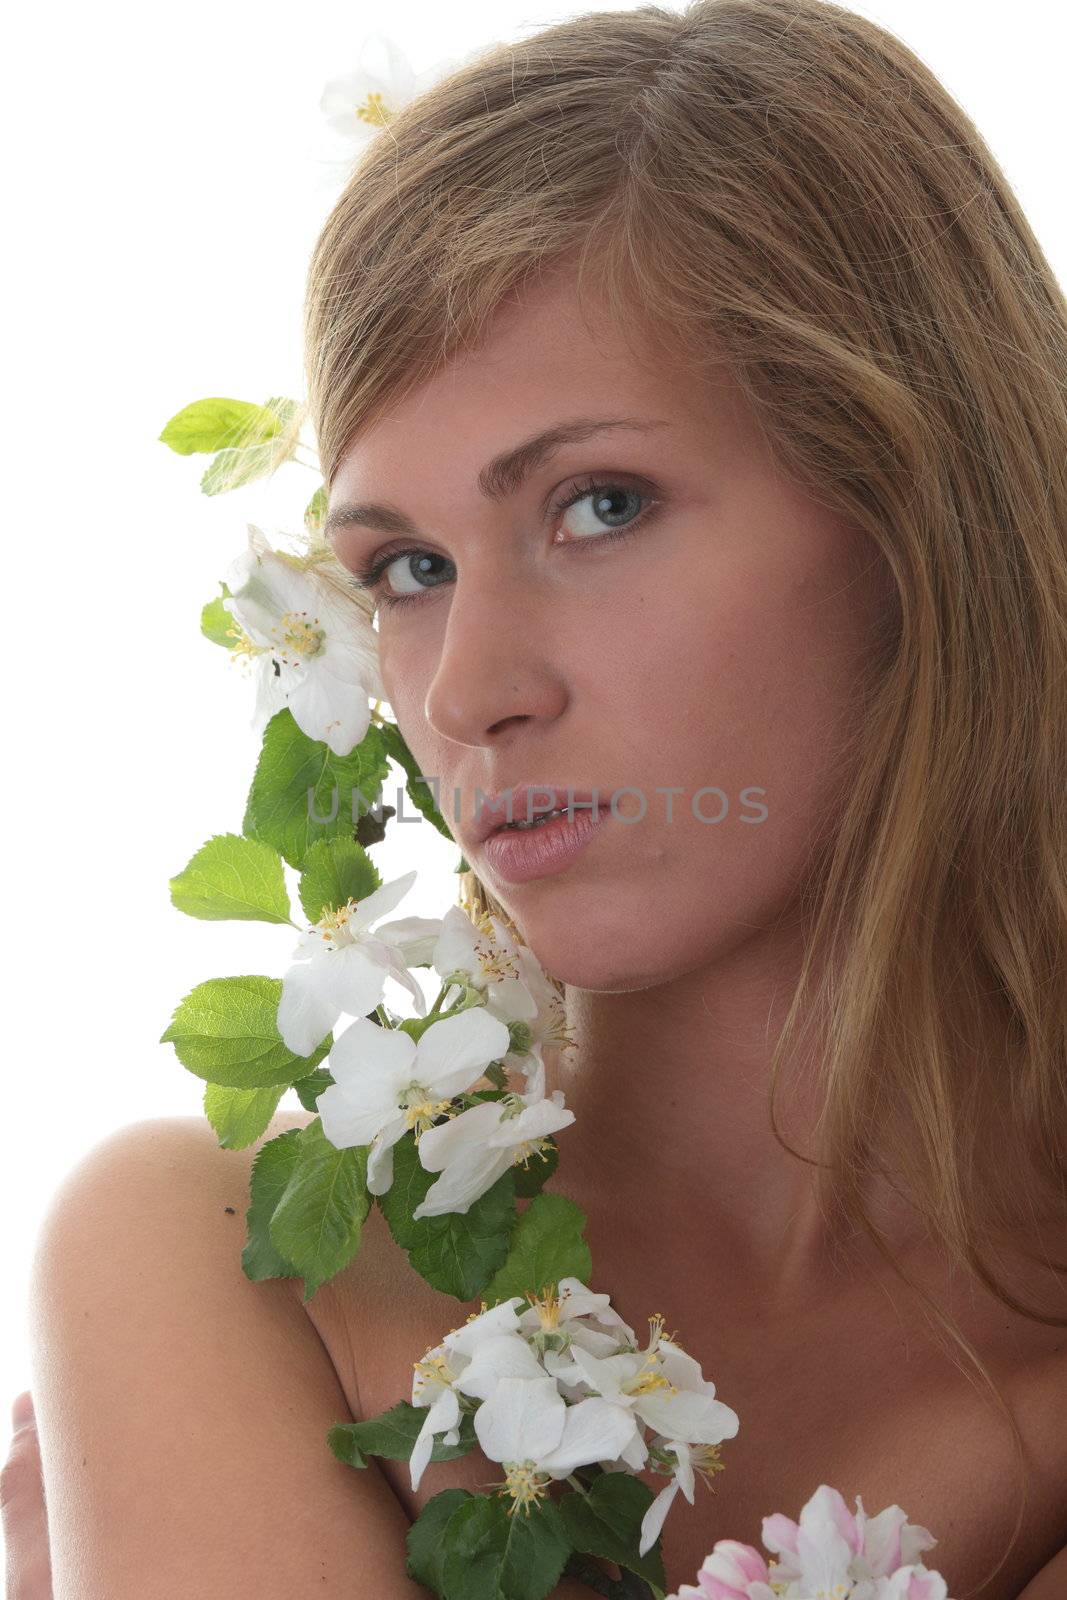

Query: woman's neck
[553,920,926,1316]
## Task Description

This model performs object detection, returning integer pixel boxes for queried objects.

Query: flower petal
[414,1006,512,1099]
[536,1397,641,1478]
[473,1375,565,1465]
[639,1479,680,1557]
[277,960,341,1056]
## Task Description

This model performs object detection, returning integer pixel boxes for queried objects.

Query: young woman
[8,1,1066,1596]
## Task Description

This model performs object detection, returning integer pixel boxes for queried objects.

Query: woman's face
[326,270,895,990]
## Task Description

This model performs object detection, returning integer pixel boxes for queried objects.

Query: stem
[565,1474,589,1495]
[375,1004,390,1027]
[616,1574,657,1600]
[563,1554,623,1598]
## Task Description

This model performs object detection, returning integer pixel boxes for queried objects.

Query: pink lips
[467,785,603,846]
[477,798,611,884]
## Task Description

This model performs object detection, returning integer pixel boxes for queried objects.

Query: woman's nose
[421,561,570,747]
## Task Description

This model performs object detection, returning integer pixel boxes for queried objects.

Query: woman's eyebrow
[323,414,669,541]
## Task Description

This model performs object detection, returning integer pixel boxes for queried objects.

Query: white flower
[550,1321,737,1557]
[407,1299,525,1492]
[518,1279,638,1369]
[277,868,443,1055]
[319,34,463,151]
[315,1006,511,1194]
[432,905,573,1101]
[458,1337,640,1499]
[408,1348,462,1494]
[761,1485,942,1600]
[412,1089,576,1219]
[638,1438,728,1558]
[223,524,383,756]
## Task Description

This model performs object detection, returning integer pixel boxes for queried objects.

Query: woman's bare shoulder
[26,1110,427,1599]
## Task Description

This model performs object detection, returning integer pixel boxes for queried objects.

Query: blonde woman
[7,2,1066,1596]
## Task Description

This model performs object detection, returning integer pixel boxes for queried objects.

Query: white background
[2,0,1064,1581]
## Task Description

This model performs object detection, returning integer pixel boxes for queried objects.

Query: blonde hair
[302,2,1067,1586]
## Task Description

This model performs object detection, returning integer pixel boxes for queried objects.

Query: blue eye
[349,476,658,611]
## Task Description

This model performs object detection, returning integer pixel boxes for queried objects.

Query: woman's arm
[24,1116,428,1599]
[2,1392,51,1598]
[1014,1543,1067,1599]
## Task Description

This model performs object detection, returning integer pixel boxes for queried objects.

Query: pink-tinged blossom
[668,1538,776,1599]
[669,1488,952,1600]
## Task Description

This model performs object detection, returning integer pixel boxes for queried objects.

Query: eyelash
[347,475,661,612]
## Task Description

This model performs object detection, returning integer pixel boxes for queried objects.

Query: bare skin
[315,262,1067,1596]
[12,268,1065,1597]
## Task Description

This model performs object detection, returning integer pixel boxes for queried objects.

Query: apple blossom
[412,1090,576,1220]
[223,524,383,756]
[315,1006,511,1195]
[277,867,442,1055]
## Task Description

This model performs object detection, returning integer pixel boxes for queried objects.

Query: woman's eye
[353,477,656,611]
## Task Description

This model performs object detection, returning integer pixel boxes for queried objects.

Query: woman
[7,1,1066,1595]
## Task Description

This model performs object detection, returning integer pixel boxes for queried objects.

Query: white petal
[638,1480,680,1557]
[443,1301,524,1359]
[328,1014,416,1086]
[633,1390,740,1445]
[452,1334,545,1400]
[417,1102,503,1172]
[487,1097,574,1149]
[317,1081,396,1150]
[310,943,390,1019]
[473,1376,565,1465]
[374,914,445,962]
[485,975,539,1025]
[536,1398,642,1478]
[287,668,373,757]
[431,905,480,980]
[412,1146,512,1219]
[366,1117,408,1194]
[618,1429,650,1471]
[658,1339,718,1396]
[277,961,340,1056]
[414,1007,512,1099]
[351,871,418,930]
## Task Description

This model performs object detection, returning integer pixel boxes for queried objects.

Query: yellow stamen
[315,898,357,942]
[513,1137,552,1169]
[356,91,393,128]
[404,1098,454,1137]
[275,609,326,661]
[525,1285,562,1330]
[497,1461,552,1515]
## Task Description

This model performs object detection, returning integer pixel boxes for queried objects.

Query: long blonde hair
[302,2,1067,1584]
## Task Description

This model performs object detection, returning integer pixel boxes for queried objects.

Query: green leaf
[203,1082,285,1149]
[297,835,381,924]
[328,1403,476,1469]
[243,709,390,872]
[268,1117,371,1301]
[407,1489,474,1596]
[242,1128,303,1280]
[378,1133,517,1301]
[559,1475,666,1595]
[482,1194,592,1305]
[293,1066,335,1112]
[169,833,292,924]
[201,583,236,647]
[158,397,284,456]
[378,720,455,842]
[199,442,283,496]
[304,484,328,534]
[441,1494,573,1600]
[512,1138,559,1199]
[263,396,302,430]
[160,974,331,1087]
